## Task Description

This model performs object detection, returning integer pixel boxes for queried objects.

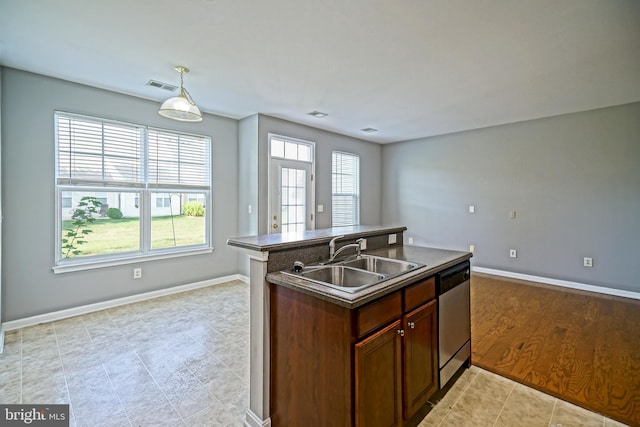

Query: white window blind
[332,151,360,226]
[56,114,143,186]
[148,129,210,189]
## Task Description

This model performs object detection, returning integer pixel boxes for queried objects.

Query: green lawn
[61,215,205,258]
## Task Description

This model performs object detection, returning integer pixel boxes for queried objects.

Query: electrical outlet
[388,234,397,245]
[510,210,516,220]
[584,257,593,267]
[360,238,367,250]
[408,237,414,245]
[133,268,142,279]
[509,249,517,258]
[469,244,475,253]
[469,205,475,213]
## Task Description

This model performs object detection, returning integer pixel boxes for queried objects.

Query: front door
[270,159,314,233]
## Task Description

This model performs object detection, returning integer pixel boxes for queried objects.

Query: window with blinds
[148,129,210,188]
[332,151,360,226]
[57,115,143,185]
[54,111,212,270]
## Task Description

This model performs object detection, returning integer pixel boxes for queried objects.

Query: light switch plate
[317,204,324,213]
[388,234,397,245]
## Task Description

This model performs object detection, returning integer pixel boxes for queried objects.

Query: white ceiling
[1,0,639,143]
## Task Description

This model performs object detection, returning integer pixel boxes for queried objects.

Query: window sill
[52,247,214,274]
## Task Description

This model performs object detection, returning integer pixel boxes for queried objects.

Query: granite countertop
[226,225,407,252]
[266,245,472,308]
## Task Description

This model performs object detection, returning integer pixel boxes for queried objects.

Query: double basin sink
[283,254,424,293]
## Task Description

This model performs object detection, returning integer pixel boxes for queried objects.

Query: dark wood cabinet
[402,299,438,419]
[270,276,438,427]
[355,320,403,427]
[270,286,353,427]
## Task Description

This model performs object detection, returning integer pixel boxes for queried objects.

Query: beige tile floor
[0,280,250,426]
[420,365,629,427]
[0,279,629,427]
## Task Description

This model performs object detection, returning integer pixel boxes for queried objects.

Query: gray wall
[382,102,640,293]
[1,68,240,321]
[238,114,259,238]
[232,114,384,276]
[0,69,3,331]
[236,114,259,275]
[255,114,383,234]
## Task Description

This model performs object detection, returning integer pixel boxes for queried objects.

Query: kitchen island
[227,225,472,427]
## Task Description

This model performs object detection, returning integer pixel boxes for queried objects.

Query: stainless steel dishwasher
[437,261,471,388]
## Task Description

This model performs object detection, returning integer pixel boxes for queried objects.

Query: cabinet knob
[408,322,415,329]
[397,329,405,337]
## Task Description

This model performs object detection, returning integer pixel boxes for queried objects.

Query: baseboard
[244,409,271,427]
[3,274,248,331]
[0,325,5,354]
[472,267,640,300]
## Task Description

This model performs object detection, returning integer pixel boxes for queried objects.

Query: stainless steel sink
[341,254,420,276]
[296,265,384,292]
[283,255,425,293]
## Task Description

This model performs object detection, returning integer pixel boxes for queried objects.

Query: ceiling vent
[147,80,178,92]
[308,111,328,118]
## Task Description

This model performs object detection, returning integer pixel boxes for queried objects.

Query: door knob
[397,329,405,337]
[273,224,279,229]
[408,322,415,329]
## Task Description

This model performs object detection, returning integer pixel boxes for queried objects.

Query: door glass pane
[284,142,298,160]
[280,167,306,233]
[298,144,311,162]
[271,139,284,158]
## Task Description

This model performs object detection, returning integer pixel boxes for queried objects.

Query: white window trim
[53,111,213,273]
[52,247,214,274]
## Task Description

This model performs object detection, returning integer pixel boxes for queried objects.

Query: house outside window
[61,191,72,209]
[54,111,212,271]
[332,151,360,226]
[155,195,172,208]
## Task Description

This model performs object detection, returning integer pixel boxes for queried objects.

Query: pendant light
[158,66,203,122]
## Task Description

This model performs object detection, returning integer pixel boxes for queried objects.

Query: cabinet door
[355,320,403,427]
[403,299,438,419]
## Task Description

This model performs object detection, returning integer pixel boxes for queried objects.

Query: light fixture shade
[158,66,203,122]
[159,94,203,122]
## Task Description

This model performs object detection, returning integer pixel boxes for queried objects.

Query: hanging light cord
[178,69,198,107]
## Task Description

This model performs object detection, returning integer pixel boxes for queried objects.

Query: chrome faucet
[328,235,345,259]
[328,236,364,262]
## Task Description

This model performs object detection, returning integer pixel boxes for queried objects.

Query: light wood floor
[471,273,640,427]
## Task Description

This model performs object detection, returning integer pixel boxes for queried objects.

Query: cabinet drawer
[404,276,435,311]
[356,291,402,338]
